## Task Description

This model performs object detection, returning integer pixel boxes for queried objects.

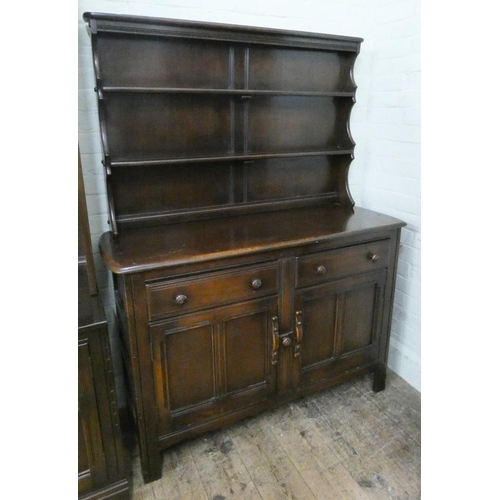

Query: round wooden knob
[315,265,327,275]
[282,337,292,347]
[175,294,187,305]
[367,253,380,263]
[251,278,263,290]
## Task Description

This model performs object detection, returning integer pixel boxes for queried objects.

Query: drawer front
[296,239,390,288]
[147,262,278,321]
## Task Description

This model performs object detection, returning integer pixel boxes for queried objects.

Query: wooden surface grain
[125,369,420,499]
[99,205,405,274]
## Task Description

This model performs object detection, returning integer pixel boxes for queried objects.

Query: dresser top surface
[99,205,406,274]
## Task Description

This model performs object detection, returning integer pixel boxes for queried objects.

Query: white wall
[359,0,421,390]
[78,0,421,392]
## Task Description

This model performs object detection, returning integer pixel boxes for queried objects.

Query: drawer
[146,262,278,321]
[296,239,390,288]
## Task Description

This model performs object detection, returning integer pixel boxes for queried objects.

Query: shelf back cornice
[83,12,363,52]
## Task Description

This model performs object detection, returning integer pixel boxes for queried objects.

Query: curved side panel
[330,154,355,209]
[90,28,117,234]
[341,46,361,209]
[343,98,356,206]
[339,154,356,209]
[344,96,356,150]
[90,31,110,159]
[349,49,361,92]
[105,164,118,236]
[345,49,361,150]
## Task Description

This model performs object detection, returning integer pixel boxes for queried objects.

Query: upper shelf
[92,29,359,94]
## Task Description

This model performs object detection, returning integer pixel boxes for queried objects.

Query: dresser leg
[141,449,163,484]
[372,364,386,393]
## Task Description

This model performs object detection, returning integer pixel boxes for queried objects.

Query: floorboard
[124,369,421,499]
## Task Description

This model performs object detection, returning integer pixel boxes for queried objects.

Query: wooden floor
[126,370,421,499]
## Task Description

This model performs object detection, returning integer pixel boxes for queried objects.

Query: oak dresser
[83,12,406,483]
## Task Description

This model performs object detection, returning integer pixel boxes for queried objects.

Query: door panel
[300,294,336,368]
[295,271,386,390]
[78,338,107,493]
[225,310,268,393]
[151,298,278,437]
[342,285,378,354]
[162,323,216,411]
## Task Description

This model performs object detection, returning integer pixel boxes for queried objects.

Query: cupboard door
[78,335,108,495]
[151,298,279,437]
[294,271,386,390]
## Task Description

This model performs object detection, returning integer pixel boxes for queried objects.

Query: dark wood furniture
[83,12,406,484]
[78,148,130,499]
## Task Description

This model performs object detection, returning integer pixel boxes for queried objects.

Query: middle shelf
[101,93,356,163]
[101,87,356,97]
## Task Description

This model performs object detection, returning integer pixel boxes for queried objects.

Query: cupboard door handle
[175,294,187,305]
[271,316,279,365]
[251,278,263,290]
[315,265,327,275]
[367,252,380,262]
[294,310,303,358]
